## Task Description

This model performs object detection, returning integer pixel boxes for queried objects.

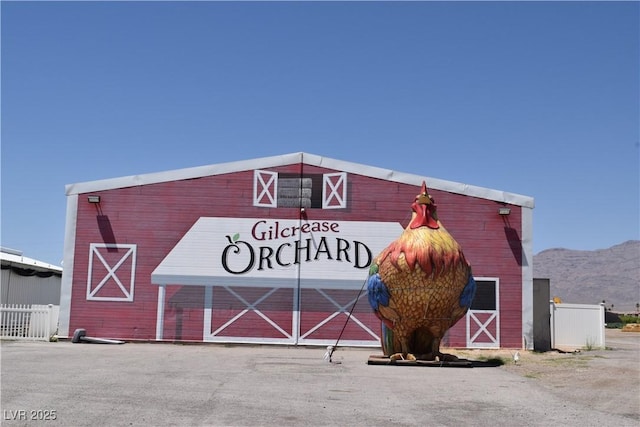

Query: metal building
[1,247,62,305]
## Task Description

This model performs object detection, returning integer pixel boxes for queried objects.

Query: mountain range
[533,240,640,313]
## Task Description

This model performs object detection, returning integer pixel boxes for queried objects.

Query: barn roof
[65,152,534,208]
[1,247,63,273]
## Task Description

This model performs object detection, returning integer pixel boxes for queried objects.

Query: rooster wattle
[367,181,476,361]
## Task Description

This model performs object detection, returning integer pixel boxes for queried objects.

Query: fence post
[599,303,606,348]
[549,300,555,349]
[46,305,51,340]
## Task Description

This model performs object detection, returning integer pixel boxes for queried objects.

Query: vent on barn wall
[253,170,347,209]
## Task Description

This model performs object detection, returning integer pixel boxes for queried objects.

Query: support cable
[325,274,369,364]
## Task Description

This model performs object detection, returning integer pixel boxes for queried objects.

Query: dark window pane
[470,280,496,310]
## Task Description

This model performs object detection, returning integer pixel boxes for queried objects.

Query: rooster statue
[367,181,476,362]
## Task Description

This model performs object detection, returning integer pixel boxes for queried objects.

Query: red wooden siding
[69,164,524,348]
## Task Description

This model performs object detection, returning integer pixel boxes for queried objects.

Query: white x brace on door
[87,243,137,302]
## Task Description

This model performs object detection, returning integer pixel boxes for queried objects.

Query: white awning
[151,217,404,289]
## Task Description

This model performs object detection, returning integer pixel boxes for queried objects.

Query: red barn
[59,153,534,349]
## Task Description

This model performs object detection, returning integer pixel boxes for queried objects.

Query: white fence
[550,301,605,349]
[0,304,60,341]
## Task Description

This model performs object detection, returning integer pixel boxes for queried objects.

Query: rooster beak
[416,194,431,205]
[416,181,433,205]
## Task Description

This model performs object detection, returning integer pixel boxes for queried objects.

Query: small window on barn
[253,170,348,209]
[277,175,314,208]
[86,243,137,302]
[470,280,497,311]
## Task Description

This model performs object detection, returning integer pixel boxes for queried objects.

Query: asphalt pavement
[1,336,638,426]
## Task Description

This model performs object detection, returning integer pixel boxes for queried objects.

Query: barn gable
[66,152,533,207]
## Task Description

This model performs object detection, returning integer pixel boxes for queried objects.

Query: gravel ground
[451,328,640,421]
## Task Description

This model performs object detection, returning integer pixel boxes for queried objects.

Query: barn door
[203,285,297,345]
[296,287,380,347]
[466,279,500,348]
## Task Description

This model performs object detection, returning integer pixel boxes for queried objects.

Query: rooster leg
[403,336,417,361]
[431,337,459,362]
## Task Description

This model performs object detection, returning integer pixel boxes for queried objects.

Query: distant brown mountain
[533,240,640,312]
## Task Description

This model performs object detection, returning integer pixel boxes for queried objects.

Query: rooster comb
[421,181,428,195]
[416,181,434,204]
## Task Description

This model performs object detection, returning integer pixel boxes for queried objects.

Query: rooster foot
[409,352,459,362]
[435,352,460,362]
[389,353,417,361]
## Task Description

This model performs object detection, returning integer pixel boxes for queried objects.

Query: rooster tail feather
[380,322,395,356]
[459,273,477,309]
[366,273,390,309]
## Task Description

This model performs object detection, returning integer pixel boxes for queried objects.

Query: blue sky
[2,1,638,266]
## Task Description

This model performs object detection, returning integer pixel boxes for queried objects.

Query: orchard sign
[152,217,403,289]
[222,219,373,274]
